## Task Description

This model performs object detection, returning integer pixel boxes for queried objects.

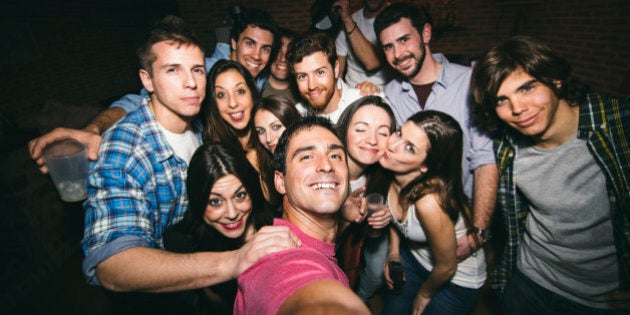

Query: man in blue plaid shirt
[79,16,297,310]
[471,36,629,314]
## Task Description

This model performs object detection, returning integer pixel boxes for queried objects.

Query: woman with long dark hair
[380,111,486,315]
[202,59,280,208]
[254,95,301,153]
[165,142,275,314]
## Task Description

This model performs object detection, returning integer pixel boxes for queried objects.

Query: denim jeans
[503,268,626,315]
[382,242,481,315]
[356,232,389,301]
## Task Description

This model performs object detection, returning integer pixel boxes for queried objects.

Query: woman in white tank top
[378,111,486,315]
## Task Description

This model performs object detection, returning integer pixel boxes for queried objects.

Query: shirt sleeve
[81,124,159,279]
[108,91,147,113]
[466,119,496,171]
[236,249,342,314]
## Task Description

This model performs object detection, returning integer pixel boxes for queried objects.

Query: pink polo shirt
[233,218,349,314]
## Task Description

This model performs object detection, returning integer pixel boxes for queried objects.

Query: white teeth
[311,183,336,190]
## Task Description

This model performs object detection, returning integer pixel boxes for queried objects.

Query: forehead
[401,121,428,147]
[280,36,292,47]
[379,18,419,41]
[215,69,246,87]
[151,41,204,64]
[287,126,341,153]
[238,25,274,45]
[293,51,332,72]
[254,109,277,122]
[351,105,392,125]
[211,174,243,193]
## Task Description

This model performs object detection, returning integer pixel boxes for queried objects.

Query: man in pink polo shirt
[234,115,369,315]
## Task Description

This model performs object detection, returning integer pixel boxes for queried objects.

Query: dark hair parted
[273,115,343,175]
[230,7,280,66]
[374,2,432,39]
[401,111,470,225]
[471,35,589,133]
[286,32,337,75]
[255,96,302,137]
[176,143,274,252]
[136,15,203,76]
[335,95,396,147]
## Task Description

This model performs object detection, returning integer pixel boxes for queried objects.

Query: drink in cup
[43,139,89,202]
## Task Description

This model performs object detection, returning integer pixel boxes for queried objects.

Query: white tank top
[388,197,487,289]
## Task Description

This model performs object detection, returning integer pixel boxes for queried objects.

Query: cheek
[203,205,223,224]
[237,199,253,213]
[272,128,285,139]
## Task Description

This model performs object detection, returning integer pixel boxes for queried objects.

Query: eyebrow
[215,81,245,89]
[210,184,245,197]
[517,79,538,91]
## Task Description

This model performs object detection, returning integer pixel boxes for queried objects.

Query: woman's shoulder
[414,193,446,219]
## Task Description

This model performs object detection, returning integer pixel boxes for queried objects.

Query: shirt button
[600,123,607,129]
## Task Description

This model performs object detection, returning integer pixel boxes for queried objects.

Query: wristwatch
[472,226,492,243]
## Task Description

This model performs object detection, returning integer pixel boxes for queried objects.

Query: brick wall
[3,0,627,127]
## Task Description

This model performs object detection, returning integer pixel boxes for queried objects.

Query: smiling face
[275,126,348,216]
[346,105,393,168]
[495,68,564,144]
[203,174,253,239]
[379,18,428,82]
[270,36,292,82]
[379,121,429,177]
[214,69,254,131]
[231,25,274,78]
[293,51,341,113]
[255,109,286,153]
[140,41,206,130]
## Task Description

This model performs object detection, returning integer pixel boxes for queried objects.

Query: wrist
[83,124,100,135]
[345,22,357,35]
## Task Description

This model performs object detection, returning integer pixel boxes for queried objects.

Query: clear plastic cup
[366,193,384,218]
[43,139,89,202]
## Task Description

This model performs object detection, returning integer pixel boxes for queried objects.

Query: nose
[317,155,333,173]
[225,200,239,220]
[184,71,197,89]
[252,47,261,61]
[393,44,403,60]
[228,94,238,109]
[277,49,286,63]
[387,134,401,151]
[366,130,377,145]
[510,97,527,115]
[307,77,316,91]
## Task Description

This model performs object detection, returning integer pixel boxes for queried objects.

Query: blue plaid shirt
[492,93,630,295]
[81,98,202,285]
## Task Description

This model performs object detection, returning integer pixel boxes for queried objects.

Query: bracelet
[345,22,357,35]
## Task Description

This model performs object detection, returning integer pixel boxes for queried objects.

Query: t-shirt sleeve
[235,249,341,314]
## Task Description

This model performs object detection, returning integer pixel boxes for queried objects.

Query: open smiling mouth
[311,183,337,190]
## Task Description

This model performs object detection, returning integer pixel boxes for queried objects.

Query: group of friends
[28,1,629,314]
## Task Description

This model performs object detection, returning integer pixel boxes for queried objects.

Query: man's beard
[393,42,426,80]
